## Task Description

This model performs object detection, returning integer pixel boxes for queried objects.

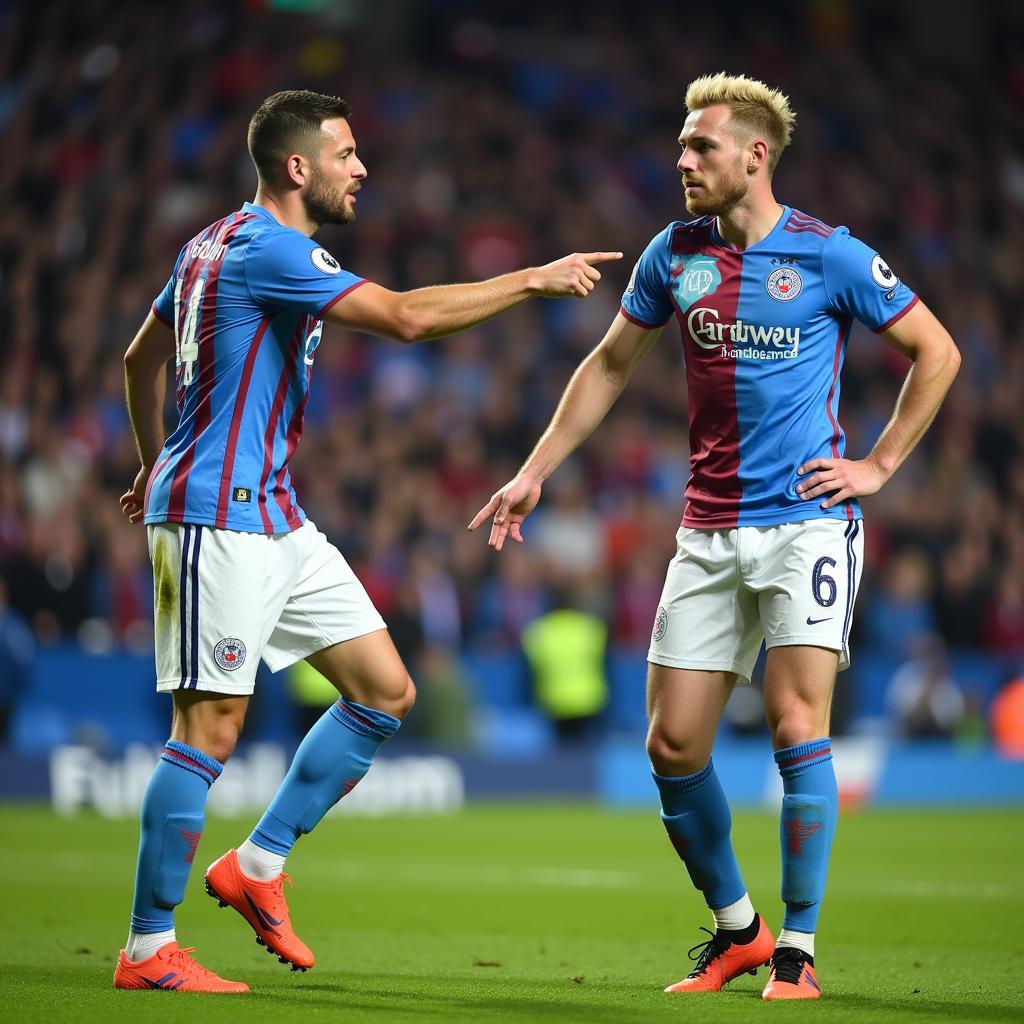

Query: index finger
[797,458,832,476]
[468,494,500,531]
[581,251,623,264]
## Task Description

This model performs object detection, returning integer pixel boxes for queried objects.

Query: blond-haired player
[471,72,959,1000]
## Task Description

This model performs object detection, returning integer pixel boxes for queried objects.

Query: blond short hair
[685,72,796,175]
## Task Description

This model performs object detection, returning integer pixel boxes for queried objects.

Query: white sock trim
[777,927,815,958]
[237,838,287,881]
[711,893,755,932]
[125,928,175,962]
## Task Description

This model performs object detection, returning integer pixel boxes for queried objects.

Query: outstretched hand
[531,251,623,298]
[120,465,151,524]
[468,474,543,551]
[796,456,890,509]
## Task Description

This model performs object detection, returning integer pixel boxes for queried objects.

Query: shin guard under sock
[250,697,400,857]
[653,761,747,910]
[774,738,838,934]
[129,740,222,933]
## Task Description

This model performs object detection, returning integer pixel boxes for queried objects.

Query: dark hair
[247,90,352,184]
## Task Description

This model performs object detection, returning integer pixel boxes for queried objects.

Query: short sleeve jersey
[620,207,918,528]
[145,203,365,534]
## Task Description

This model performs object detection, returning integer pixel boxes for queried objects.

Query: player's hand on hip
[796,456,889,509]
[468,474,543,551]
[120,465,152,524]
[531,252,623,298]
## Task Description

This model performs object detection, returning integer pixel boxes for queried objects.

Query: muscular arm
[469,313,663,548]
[323,251,621,343]
[865,300,961,477]
[797,300,961,508]
[522,313,663,481]
[121,311,175,522]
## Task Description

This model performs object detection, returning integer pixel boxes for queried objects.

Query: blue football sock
[129,740,222,934]
[774,738,838,934]
[250,697,400,856]
[653,761,746,910]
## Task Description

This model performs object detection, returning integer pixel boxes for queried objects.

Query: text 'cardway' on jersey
[620,206,918,530]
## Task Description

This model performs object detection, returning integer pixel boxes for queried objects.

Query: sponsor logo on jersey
[771,256,801,265]
[669,254,722,309]
[653,605,668,642]
[311,247,342,274]
[870,254,897,289]
[686,307,801,359]
[189,239,228,261]
[766,267,803,301]
[232,487,251,503]
[214,637,247,671]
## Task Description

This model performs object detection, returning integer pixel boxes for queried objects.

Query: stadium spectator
[0,0,1021,747]
[521,588,609,743]
[886,635,966,738]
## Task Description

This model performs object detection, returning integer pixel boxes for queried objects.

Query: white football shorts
[147,520,387,695]
[649,519,864,683]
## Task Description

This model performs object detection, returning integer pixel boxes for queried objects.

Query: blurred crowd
[2,0,1024,742]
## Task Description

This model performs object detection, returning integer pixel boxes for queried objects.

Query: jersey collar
[710,205,791,253]
[241,201,280,224]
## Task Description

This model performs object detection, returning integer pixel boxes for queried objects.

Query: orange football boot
[113,941,249,993]
[205,849,314,971]
[665,914,775,993]
[762,947,822,1000]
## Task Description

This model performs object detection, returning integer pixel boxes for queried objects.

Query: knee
[174,706,245,764]
[393,674,416,720]
[769,707,826,750]
[646,722,709,777]
[205,717,244,763]
[368,672,416,721]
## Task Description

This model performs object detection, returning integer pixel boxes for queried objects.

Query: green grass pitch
[3,802,1022,1023]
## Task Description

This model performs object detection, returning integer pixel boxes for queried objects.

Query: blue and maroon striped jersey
[620,206,918,528]
[145,202,365,534]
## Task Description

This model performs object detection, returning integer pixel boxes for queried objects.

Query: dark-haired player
[113,89,620,992]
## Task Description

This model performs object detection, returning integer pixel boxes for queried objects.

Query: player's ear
[285,153,308,188]
[747,138,769,174]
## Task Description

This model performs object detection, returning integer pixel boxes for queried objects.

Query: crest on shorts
[214,637,246,671]
[653,605,668,643]
[766,267,803,301]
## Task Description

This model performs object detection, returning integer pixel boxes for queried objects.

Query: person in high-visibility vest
[521,594,608,743]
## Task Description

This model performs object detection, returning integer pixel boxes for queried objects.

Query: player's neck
[252,190,318,237]
[715,195,784,252]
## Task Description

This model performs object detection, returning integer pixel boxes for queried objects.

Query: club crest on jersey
[213,637,246,672]
[670,254,722,309]
[310,247,342,274]
[766,267,803,301]
[870,254,897,289]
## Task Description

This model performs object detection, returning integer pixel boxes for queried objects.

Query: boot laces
[168,946,216,979]
[685,927,732,978]
[770,947,808,984]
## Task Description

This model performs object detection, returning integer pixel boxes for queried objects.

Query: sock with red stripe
[653,761,748,914]
[128,740,222,942]
[248,697,400,857]
[774,738,837,935]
